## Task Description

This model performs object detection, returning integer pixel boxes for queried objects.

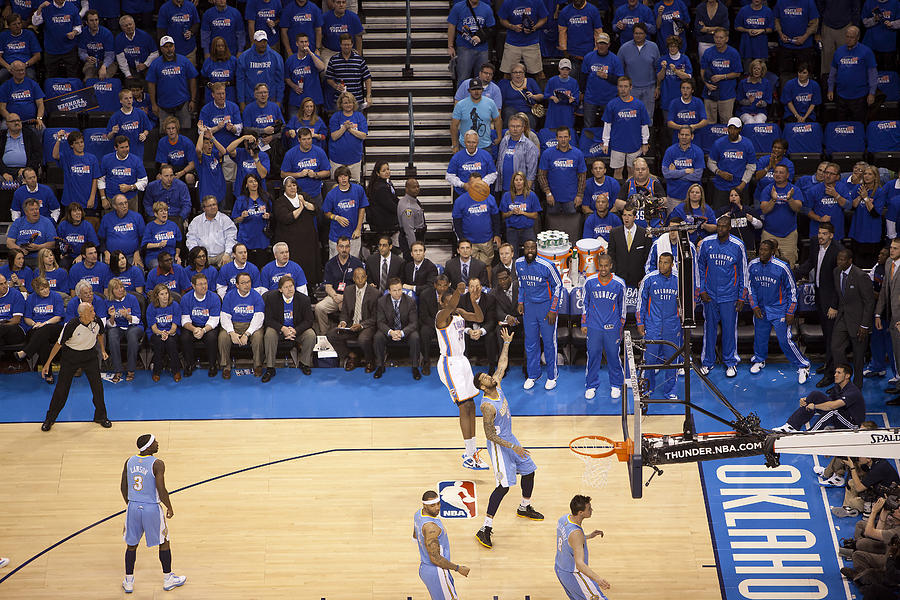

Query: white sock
[163,572,171,579]
[520,498,531,508]
[125,575,134,582]
[464,438,476,457]
[483,516,493,528]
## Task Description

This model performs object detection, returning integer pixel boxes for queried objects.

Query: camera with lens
[244,134,259,154]
[628,189,668,224]
[271,119,283,135]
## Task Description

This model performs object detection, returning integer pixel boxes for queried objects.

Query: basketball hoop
[569,435,633,488]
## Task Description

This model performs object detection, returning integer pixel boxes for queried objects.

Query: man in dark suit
[401,241,438,295]
[795,223,845,387]
[459,276,498,370]
[830,249,874,389]
[490,268,523,354]
[606,204,650,288]
[491,242,516,283]
[373,278,421,380]
[418,274,450,376]
[326,267,380,371]
[365,236,405,292]
[444,239,488,288]
[876,238,900,402]
[261,275,316,382]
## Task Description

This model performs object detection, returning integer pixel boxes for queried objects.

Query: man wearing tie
[795,222,844,388]
[830,249,874,389]
[606,203,650,288]
[402,241,438,295]
[491,268,521,340]
[444,239,488,288]
[492,243,516,283]
[459,276,498,371]
[373,278,421,380]
[365,236,405,292]
[876,239,900,404]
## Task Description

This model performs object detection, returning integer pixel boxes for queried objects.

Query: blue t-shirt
[612,2,655,45]
[602,96,651,153]
[284,116,328,151]
[736,77,774,115]
[736,4,775,59]
[67,261,111,294]
[500,190,541,230]
[106,292,141,328]
[832,42,878,100]
[657,52,692,114]
[281,0,323,54]
[845,183,885,243]
[181,291,221,327]
[155,135,198,172]
[448,0,495,51]
[282,144,330,197]
[558,2,603,57]
[863,0,900,52]
[804,181,848,240]
[654,0,689,51]
[0,76,43,121]
[582,50,623,105]
[753,155,795,202]
[221,288,264,324]
[57,220,99,259]
[40,2,80,54]
[322,9,364,51]
[157,0,200,56]
[879,180,900,223]
[217,261,261,293]
[146,54,198,109]
[197,147,227,205]
[98,210,145,255]
[231,195,271,250]
[584,175,621,212]
[451,96,499,148]
[700,45,742,101]
[543,75,580,130]
[0,264,32,293]
[242,101,285,135]
[147,265,191,294]
[78,26,115,64]
[0,288,26,322]
[58,144,101,208]
[8,215,56,247]
[112,265,146,292]
[710,135,756,191]
[141,219,183,265]
[65,293,106,320]
[781,78,822,120]
[452,192,499,243]
[322,183,369,242]
[498,77,543,115]
[100,152,147,203]
[775,0,819,49]
[285,51,325,106]
[669,202,716,244]
[183,266,219,293]
[201,5,245,55]
[11,184,59,219]
[328,110,368,165]
[0,29,41,65]
[760,182,804,237]
[661,142,705,201]
[244,0,282,42]
[583,211,622,241]
[107,109,152,161]
[146,300,181,334]
[24,291,63,329]
[200,57,238,104]
[537,145,587,204]
[41,267,68,294]
[114,29,156,74]
[497,0,549,46]
[232,147,271,197]
[260,259,307,290]
[446,148,497,195]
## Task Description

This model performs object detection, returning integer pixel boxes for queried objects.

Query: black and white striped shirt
[325,50,371,105]
[57,317,105,351]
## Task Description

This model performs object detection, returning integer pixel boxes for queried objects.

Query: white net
[578,455,612,488]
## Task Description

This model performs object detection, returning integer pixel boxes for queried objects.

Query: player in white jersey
[412,490,471,599]
[435,281,490,470]
[555,495,611,600]
[473,327,543,549]
[119,434,186,593]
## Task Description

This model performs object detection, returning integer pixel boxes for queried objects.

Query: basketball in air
[468,178,491,202]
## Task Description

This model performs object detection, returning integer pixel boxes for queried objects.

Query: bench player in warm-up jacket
[515,239,563,391]
[582,253,627,400]
[637,252,682,401]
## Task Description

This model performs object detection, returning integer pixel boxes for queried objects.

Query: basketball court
[0,361,890,599]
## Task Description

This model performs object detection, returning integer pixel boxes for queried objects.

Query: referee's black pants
[45,347,107,424]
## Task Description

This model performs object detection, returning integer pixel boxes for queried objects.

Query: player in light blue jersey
[748,239,810,383]
[555,494,610,600]
[637,252,683,400]
[473,327,543,549]
[119,434,186,594]
[582,253,627,400]
[413,490,470,599]
[516,239,563,391]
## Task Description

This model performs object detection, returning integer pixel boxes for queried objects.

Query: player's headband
[139,434,155,452]
[422,497,440,505]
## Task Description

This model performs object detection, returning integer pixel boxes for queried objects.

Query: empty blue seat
[84,127,113,162]
[577,127,608,159]
[43,77,83,99]
[878,71,899,102]
[745,122,781,154]
[824,121,865,155]
[85,77,122,113]
[784,122,824,154]
[867,121,900,160]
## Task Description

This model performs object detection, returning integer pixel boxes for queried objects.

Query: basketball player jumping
[413,490,470,599]
[555,494,611,600]
[120,434,187,593]
[473,327,543,549]
[435,281,490,470]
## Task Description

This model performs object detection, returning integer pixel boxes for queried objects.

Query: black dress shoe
[365,362,376,373]
[300,364,312,375]
[815,365,827,375]
[412,367,421,380]
[373,366,385,379]
[184,365,193,377]
[41,420,53,432]
[887,396,900,406]
[261,368,275,383]
[95,419,112,428]
[208,366,218,377]
[816,377,834,388]
[421,362,430,376]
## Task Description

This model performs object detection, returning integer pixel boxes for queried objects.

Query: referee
[41,302,111,432]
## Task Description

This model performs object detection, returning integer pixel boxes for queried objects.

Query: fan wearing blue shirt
[143,203,184,268]
[231,174,271,267]
[216,244,262,297]
[280,129,331,200]
[700,28,743,124]
[774,0,820,81]
[104,277,143,379]
[321,0,364,55]
[218,271,265,376]
[666,80,708,145]
[612,0,655,45]
[195,126,228,208]
[200,44,237,103]
[78,11,116,80]
[328,94,368,177]
[198,82,243,149]
[656,36,692,121]
[245,0,282,51]
[0,66,43,121]
[10,170,59,222]
[662,127,704,205]
[735,0,775,65]
[280,0,323,55]
[498,0,549,79]
[284,33,326,108]
[805,162,849,241]
[0,274,26,347]
[201,0,246,56]
[113,18,157,79]
[451,79,502,151]
[500,172,542,252]
[584,159,622,214]
[99,137,148,210]
[736,60,774,124]
[828,26,879,123]
[323,166,368,257]
[242,84,285,164]
[67,244,111,295]
[862,0,900,67]
[583,193,622,241]
[847,164,886,268]
[146,252,190,296]
[537,127,587,215]
[155,120,198,188]
[707,118,757,209]
[261,243,308,294]
[0,251,31,295]
[180,271,221,376]
[19,278,64,377]
[759,164,806,267]
[146,38,199,131]
[236,32,285,109]
[30,0,81,78]
[145,284,182,381]
[543,60,580,130]
[452,175,501,249]
[106,91,152,162]
[99,195,145,267]
[109,251,146,295]
[447,0,495,82]
[445,134,498,197]
[0,15,41,83]
[157,0,200,61]
[557,0,603,79]
[601,76,651,180]
[781,64,822,122]
[7,199,56,266]
[581,33,623,129]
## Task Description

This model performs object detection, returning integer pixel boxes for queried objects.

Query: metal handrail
[404,0,412,74]
[407,91,415,169]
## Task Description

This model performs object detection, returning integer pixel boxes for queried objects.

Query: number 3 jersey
[127,454,160,503]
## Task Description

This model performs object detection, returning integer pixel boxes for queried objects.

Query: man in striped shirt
[324,33,372,109]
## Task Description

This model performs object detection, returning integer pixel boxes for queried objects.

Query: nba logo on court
[437,481,477,518]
